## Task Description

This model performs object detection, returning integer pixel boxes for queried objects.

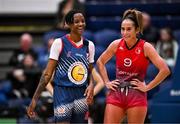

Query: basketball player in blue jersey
[27,10,95,123]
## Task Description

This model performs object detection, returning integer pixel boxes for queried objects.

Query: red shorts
[106,88,147,109]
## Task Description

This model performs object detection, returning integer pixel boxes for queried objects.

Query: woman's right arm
[27,38,62,118]
[27,59,57,118]
[96,40,120,91]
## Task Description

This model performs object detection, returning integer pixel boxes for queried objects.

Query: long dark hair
[122,9,143,34]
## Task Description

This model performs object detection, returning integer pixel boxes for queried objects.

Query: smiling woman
[27,10,96,123]
[97,9,170,124]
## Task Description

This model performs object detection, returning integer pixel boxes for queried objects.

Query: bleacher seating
[85,2,180,30]
[145,63,159,99]
[85,2,180,16]
[0,52,13,66]
[87,16,180,31]
[174,29,180,44]
[106,62,116,80]
[94,29,119,64]
[83,30,95,42]
[94,29,120,47]
[145,63,158,82]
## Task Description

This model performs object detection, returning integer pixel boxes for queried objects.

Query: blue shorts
[54,86,88,123]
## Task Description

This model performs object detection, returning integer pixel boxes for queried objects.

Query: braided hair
[64,9,84,25]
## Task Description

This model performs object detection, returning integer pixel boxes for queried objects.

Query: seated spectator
[140,12,159,46]
[56,0,84,30]
[156,27,179,67]
[9,33,38,66]
[43,0,85,44]
[8,54,41,98]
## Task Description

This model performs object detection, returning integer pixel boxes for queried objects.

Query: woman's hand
[26,99,37,119]
[130,79,148,92]
[84,84,94,105]
[105,79,119,91]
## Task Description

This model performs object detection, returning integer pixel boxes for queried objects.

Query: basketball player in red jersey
[97,9,170,123]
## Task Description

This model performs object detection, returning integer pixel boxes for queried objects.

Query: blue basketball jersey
[53,35,89,87]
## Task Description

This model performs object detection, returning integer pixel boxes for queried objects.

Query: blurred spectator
[156,27,179,67]
[43,0,85,46]
[9,33,38,66]
[56,0,85,30]
[38,38,54,69]
[141,12,159,46]
[8,53,41,98]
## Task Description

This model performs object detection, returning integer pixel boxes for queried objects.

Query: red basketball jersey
[116,38,149,82]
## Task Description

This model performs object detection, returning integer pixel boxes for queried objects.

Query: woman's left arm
[132,42,171,92]
[144,42,171,91]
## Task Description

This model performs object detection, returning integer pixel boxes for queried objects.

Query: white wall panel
[0,0,62,14]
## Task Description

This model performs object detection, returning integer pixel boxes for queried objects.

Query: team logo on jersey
[135,47,141,54]
[57,107,65,114]
[119,46,124,50]
[124,58,132,67]
[68,62,87,85]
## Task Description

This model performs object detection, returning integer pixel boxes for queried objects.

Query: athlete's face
[121,19,139,42]
[70,13,86,35]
